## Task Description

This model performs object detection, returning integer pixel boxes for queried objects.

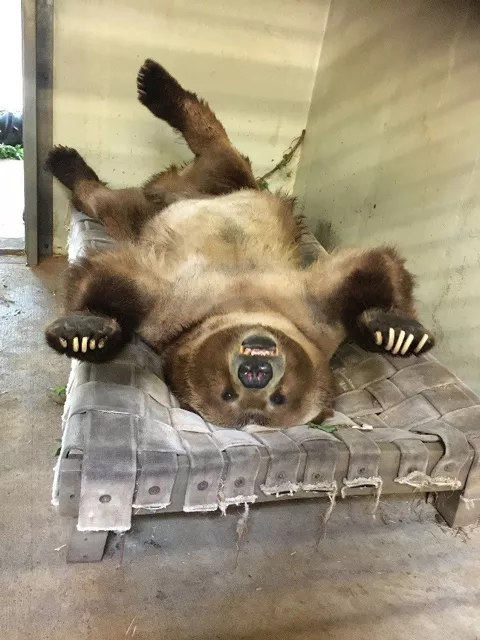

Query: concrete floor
[1,256,479,640]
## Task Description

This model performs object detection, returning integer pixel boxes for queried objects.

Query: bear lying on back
[44,58,434,428]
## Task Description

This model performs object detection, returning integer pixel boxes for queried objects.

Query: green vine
[255,129,306,191]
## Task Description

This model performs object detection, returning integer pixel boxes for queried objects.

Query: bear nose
[238,361,273,388]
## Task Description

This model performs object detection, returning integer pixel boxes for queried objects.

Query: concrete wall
[296,0,480,392]
[52,0,330,251]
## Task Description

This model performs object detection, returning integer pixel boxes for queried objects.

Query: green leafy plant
[0,144,24,160]
[47,384,67,406]
[54,437,62,457]
[308,422,338,433]
[52,385,66,395]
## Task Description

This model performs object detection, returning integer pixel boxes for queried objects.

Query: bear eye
[270,392,286,406]
[221,388,238,402]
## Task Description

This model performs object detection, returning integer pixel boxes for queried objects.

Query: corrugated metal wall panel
[296,0,480,392]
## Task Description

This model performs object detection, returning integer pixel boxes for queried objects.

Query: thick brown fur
[44,59,435,428]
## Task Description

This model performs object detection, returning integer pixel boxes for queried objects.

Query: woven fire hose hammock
[52,209,480,562]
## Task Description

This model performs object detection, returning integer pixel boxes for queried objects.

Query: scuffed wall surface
[296,0,480,392]
[52,0,330,251]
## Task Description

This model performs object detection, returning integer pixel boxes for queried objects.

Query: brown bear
[44,58,434,428]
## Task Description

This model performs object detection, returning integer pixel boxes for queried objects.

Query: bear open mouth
[240,335,278,357]
[240,345,278,357]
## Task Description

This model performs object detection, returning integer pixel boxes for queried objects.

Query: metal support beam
[22,0,54,265]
